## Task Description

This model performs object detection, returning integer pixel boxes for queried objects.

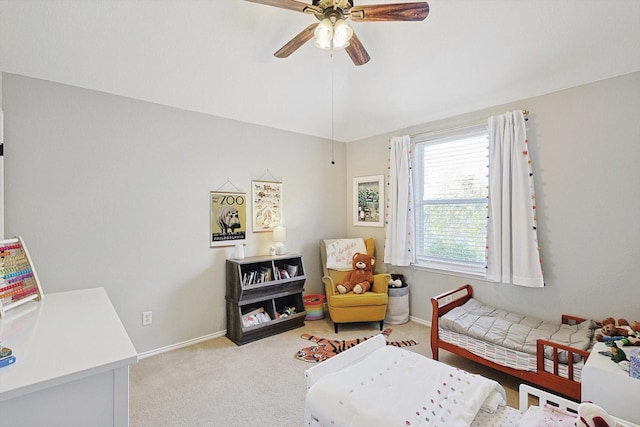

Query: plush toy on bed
[336,253,375,295]
[595,317,635,342]
[576,402,620,427]
[618,320,640,346]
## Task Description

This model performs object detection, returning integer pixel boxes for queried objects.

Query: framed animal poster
[210,191,247,247]
[252,180,282,232]
[353,175,384,227]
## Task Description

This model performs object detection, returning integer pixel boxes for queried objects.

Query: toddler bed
[304,333,515,426]
[431,284,596,401]
[303,333,638,427]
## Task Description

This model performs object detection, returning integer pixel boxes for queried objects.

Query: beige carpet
[130,318,523,427]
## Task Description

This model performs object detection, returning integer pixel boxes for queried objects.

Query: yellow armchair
[320,238,390,333]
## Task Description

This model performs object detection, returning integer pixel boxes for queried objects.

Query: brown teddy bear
[595,317,635,341]
[336,253,375,295]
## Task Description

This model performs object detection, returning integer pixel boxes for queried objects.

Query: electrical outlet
[142,311,152,326]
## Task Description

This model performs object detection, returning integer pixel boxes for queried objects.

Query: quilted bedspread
[439,298,595,357]
[305,345,506,427]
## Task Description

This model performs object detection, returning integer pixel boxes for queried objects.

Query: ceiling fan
[245,0,429,66]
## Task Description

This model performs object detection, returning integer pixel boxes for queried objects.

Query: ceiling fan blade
[274,23,318,58]
[344,32,370,66]
[350,2,429,22]
[244,0,321,15]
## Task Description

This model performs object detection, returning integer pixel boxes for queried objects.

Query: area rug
[295,327,418,363]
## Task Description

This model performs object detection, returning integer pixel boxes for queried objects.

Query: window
[412,125,489,275]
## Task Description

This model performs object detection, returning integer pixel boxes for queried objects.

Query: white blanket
[305,346,506,427]
[325,238,367,270]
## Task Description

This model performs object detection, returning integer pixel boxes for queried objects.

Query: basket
[303,294,325,320]
[385,285,410,324]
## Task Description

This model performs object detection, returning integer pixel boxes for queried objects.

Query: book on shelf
[277,268,290,279]
[242,271,256,286]
[285,264,298,278]
[242,267,275,286]
[259,266,272,282]
[241,307,272,328]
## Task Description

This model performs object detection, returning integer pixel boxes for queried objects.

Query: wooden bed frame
[430,284,592,401]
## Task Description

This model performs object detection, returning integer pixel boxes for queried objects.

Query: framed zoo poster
[210,191,247,247]
[353,175,384,227]
[252,180,282,232]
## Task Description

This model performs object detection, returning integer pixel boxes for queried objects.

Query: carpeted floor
[130,317,523,427]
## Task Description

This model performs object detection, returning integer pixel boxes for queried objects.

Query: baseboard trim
[137,330,227,359]
[409,315,431,328]
[138,316,429,359]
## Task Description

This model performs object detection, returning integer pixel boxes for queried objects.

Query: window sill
[411,262,487,281]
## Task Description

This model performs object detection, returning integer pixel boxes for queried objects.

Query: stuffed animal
[388,273,405,288]
[618,335,640,346]
[336,253,375,295]
[595,317,635,341]
[577,402,619,427]
[618,320,640,346]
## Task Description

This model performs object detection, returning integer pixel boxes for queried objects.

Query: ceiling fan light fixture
[332,18,353,49]
[314,18,334,50]
[249,0,429,66]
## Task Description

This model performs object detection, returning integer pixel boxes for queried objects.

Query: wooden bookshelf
[225,254,306,345]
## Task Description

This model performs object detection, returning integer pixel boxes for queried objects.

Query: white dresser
[582,342,640,424]
[0,288,138,427]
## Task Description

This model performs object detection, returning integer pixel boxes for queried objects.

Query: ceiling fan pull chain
[331,52,335,165]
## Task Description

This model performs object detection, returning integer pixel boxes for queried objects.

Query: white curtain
[486,111,544,287]
[384,135,415,266]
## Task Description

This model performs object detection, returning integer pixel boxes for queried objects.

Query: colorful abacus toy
[0,236,44,317]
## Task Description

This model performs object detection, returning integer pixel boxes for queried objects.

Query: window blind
[413,126,489,270]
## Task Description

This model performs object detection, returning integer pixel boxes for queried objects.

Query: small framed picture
[353,175,384,227]
[252,180,282,232]
[210,191,247,247]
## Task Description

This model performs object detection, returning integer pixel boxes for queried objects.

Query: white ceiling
[1,0,639,142]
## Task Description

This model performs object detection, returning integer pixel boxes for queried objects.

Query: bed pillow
[543,319,597,363]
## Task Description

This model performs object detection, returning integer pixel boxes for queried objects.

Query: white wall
[347,71,640,323]
[4,72,639,355]
[2,73,347,353]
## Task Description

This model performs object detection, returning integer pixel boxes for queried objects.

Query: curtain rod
[410,110,529,140]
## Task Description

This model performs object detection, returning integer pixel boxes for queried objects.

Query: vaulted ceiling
[1,0,639,142]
